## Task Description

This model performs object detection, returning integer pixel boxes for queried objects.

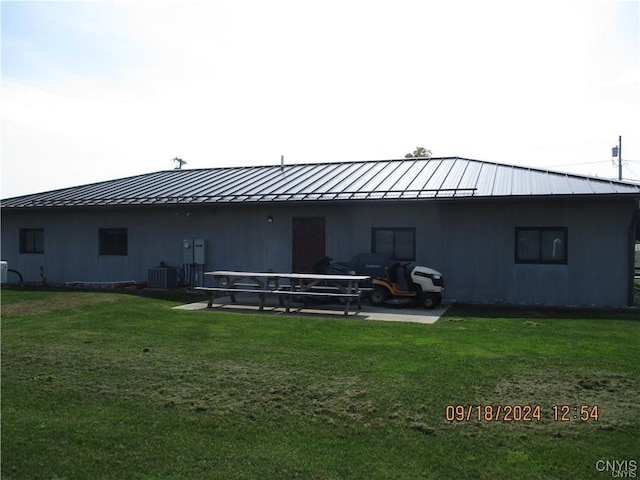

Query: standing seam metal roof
[2,157,639,209]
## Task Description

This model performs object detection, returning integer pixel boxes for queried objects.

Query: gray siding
[435,199,634,306]
[1,197,636,306]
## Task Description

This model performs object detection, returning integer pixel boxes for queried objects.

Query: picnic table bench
[196,271,370,316]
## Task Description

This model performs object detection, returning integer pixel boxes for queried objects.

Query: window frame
[515,227,568,264]
[371,227,416,261]
[19,228,45,254]
[99,228,128,256]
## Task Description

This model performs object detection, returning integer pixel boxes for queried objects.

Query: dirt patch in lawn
[11,342,385,430]
[478,370,639,432]
[145,360,381,428]
[1,292,129,317]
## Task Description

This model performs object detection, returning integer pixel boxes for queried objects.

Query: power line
[622,163,640,181]
[525,141,611,151]
[543,160,610,168]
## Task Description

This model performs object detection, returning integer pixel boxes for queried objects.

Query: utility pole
[618,135,622,181]
[612,136,622,180]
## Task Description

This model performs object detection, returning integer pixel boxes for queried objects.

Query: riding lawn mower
[312,254,444,309]
[368,261,444,309]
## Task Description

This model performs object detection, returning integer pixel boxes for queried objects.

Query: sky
[1,0,639,198]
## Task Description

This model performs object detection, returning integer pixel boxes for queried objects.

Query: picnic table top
[205,270,370,281]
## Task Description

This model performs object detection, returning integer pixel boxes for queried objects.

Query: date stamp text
[445,404,599,422]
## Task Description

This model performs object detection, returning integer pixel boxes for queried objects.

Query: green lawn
[1,289,639,479]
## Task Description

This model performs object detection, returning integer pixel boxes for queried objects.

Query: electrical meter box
[182,239,206,265]
[193,239,206,264]
[0,261,7,283]
[183,239,193,264]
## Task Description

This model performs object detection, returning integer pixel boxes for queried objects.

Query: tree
[405,146,432,158]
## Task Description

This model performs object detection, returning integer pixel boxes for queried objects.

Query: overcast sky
[1,0,639,198]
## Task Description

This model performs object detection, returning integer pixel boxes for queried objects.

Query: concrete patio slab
[174,294,449,324]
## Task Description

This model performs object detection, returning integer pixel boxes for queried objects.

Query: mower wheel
[423,293,438,309]
[370,287,389,306]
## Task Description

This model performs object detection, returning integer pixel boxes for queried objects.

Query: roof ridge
[464,157,640,186]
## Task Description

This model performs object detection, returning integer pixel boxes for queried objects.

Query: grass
[1,289,639,479]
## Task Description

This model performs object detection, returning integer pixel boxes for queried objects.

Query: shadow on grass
[1,284,206,305]
[446,303,639,321]
[4,284,638,321]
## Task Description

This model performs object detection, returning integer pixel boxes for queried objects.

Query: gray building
[2,157,639,306]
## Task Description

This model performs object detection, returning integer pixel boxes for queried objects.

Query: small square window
[20,228,44,254]
[372,228,415,261]
[99,228,128,256]
[515,227,567,264]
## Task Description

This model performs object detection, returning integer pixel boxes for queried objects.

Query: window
[515,227,567,264]
[20,228,44,253]
[99,228,128,256]
[372,227,415,260]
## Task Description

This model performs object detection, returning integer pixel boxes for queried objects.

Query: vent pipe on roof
[281,155,284,173]
[173,157,187,170]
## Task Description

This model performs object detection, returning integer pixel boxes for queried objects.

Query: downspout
[629,201,639,307]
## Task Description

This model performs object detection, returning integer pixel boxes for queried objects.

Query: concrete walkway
[174,294,449,324]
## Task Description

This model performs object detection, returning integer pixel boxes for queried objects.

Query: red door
[292,217,325,273]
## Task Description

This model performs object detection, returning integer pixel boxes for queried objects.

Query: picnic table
[197,270,370,315]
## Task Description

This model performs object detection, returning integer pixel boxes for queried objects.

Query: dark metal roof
[2,157,639,209]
